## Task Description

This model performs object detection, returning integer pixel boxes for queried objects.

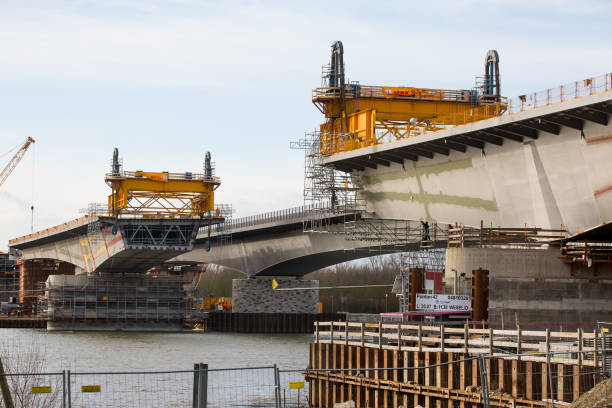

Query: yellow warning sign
[81,385,101,393]
[272,279,278,290]
[289,381,304,389]
[31,386,52,394]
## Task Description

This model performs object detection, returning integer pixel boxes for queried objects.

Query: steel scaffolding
[0,253,19,302]
[42,274,186,324]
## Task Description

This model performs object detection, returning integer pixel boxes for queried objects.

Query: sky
[1,0,611,251]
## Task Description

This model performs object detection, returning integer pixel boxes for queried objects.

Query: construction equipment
[312,42,507,155]
[0,137,35,188]
[105,147,222,219]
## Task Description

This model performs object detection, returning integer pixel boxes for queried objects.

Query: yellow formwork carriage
[312,43,506,156]
[106,170,220,218]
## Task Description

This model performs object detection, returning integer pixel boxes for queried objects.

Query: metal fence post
[274,364,281,408]
[67,369,72,408]
[198,363,208,408]
[62,370,67,408]
[478,355,490,408]
[193,363,200,408]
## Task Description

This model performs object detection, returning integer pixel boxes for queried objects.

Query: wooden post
[577,328,583,366]
[348,346,354,402]
[318,343,324,408]
[593,329,599,384]
[414,351,421,408]
[332,344,337,405]
[440,325,445,353]
[315,321,319,343]
[397,323,402,352]
[541,361,549,401]
[378,322,383,349]
[557,364,565,403]
[356,346,362,407]
[345,322,349,346]
[361,323,365,348]
[403,351,409,408]
[517,326,522,360]
[525,361,533,400]
[418,325,423,352]
[436,352,444,408]
[330,322,335,345]
[393,350,399,408]
[459,355,466,408]
[340,344,345,402]
[511,360,519,397]
[572,364,580,402]
[463,324,469,354]
[447,352,454,408]
[489,327,493,356]
[425,352,431,408]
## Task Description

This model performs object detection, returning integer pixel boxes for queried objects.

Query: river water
[0,329,313,407]
[0,329,312,371]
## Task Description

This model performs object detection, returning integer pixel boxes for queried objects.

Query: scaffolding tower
[0,253,19,302]
[291,131,364,233]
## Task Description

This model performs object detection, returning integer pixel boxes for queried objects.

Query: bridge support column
[19,260,75,314]
[232,278,319,313]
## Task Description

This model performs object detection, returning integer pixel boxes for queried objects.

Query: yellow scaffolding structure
[105,149,221,219]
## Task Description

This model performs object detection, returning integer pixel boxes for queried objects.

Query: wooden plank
[447,352,454,408]
[425,352,431,408]
[512,360,519,397]
[414,351,421,408]
[572,364,580,402]
[459,356,466,408]
[525,361,533,400]
[557,364,565,403]
[541,362,548,401]
[393,350,399,408]
[374,348,380,408]
[403,351,409,408]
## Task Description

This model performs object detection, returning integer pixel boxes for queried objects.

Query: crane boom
[0,137,35,188]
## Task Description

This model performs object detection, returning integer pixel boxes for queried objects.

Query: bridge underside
[10,217,208,273]
[174,223,437,277]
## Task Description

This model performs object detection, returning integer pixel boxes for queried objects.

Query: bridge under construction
[6,41,612,332]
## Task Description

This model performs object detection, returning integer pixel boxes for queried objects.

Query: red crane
[0,137,35,188]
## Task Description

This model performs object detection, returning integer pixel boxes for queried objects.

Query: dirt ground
[570,378,612,408]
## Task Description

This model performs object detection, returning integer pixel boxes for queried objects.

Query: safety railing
[447,223,567,248]
[229,203,359,231]
[314,321,605,367]
[313,72,612,156]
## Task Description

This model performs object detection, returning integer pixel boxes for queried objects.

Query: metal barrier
[0,371,65,408]
[0,365,291,408]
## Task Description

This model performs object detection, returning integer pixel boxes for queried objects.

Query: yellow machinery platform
[313,42,507,155]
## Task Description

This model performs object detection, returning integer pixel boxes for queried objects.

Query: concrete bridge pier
[231,278,320,313]
[445,247,612,328]
[19,260,75,313]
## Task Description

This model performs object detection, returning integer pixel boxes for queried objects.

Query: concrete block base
[446,247,612,327]
[232,278,319,313]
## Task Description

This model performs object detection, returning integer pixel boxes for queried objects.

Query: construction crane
[313,41,506,155]
[0,137,35,188]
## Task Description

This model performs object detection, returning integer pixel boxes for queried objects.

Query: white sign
[415,294,470,312]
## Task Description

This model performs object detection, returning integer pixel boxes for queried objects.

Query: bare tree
[0,335,60,408]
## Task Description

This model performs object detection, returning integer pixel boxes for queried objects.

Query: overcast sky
[1,0,611,250]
